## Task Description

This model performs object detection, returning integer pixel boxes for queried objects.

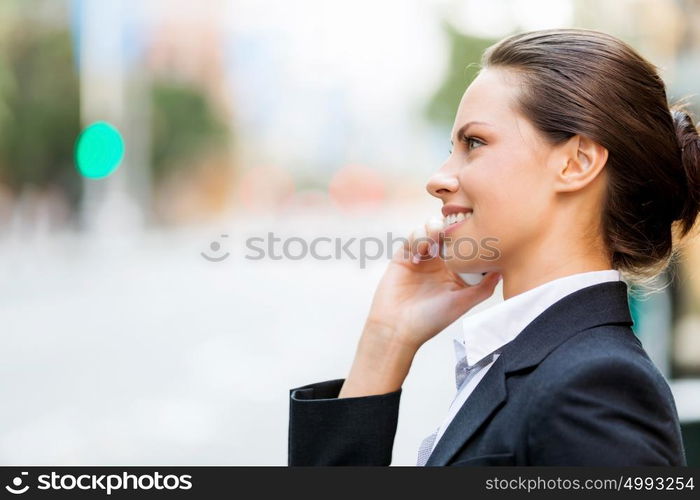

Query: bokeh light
[75,121,125,179]
[328,163,386,212]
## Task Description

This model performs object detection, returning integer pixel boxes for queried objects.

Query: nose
[426,166,459,199]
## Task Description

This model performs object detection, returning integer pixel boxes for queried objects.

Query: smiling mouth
[443,210,473,228]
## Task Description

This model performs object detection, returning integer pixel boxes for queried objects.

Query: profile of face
[426,67,606,276]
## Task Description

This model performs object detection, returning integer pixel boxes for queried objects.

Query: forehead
[452,68,521,135]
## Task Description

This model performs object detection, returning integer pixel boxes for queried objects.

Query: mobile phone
[458,272,488,285]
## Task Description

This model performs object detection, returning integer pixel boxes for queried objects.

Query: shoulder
[538,325,670,394]
[532,324,674,405]
[523,322,682,434]
[522,325,685,465]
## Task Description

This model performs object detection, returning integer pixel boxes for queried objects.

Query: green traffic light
[75,121,125,179]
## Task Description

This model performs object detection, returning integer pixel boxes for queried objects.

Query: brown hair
[479,28,700,286]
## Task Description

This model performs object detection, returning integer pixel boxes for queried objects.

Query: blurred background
[0,0,699,465]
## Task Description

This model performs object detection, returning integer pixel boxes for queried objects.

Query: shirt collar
[455,269,622,367]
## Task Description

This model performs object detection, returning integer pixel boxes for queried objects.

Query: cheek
[468,162,546,236]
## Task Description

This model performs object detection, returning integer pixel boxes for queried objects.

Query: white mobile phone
[458,272,488,285]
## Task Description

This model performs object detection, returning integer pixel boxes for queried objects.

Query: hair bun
[670,108,700,236]
[673,108,699,146]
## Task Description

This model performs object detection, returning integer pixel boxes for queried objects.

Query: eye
[463,136,485,150]
[448,136,485,155]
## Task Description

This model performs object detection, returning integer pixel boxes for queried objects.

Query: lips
[441,204,473,217]
[440,205,473,236]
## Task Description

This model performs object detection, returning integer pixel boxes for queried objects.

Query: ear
[553,135,608,193]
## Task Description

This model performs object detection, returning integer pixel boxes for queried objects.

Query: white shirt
[429,269,622,453]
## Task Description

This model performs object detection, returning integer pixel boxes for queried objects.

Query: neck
[500,233,613,300]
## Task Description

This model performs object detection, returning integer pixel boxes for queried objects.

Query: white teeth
[444,211,472,226]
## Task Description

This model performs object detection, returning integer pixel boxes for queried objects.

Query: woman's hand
[365,216,502,351]
[338,217,501,398]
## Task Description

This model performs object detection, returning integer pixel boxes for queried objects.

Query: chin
[442,251,484,274]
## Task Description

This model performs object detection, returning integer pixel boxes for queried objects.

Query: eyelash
[449,136,485,155]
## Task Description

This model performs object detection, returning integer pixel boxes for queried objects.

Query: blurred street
[0,204,490,465]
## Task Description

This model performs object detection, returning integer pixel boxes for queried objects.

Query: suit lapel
[424,280,634,466]
[424,353,507,466]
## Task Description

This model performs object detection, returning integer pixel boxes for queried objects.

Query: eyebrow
[450,121,494,145]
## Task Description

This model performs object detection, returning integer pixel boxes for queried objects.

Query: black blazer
[288,281,687,466]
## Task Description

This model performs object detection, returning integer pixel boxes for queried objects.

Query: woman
[288,28,698,466]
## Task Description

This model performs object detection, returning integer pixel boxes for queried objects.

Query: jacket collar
[425,280,634,466]
[457,269,621,367]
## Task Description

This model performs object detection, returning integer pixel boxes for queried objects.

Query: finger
[405,215,446,265]
[410,225,428,264]
[425,215,444,258]
[414,222,443,264]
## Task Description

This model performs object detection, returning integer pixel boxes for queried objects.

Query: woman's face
[426,67,558,274]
